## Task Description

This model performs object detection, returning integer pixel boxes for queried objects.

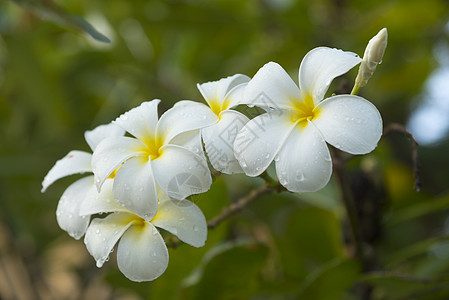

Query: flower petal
[114,100,160,142]
[234,110,296,176]
[117,222,169,282]
[275,122,332,193]
[202,110,249,174]
[170,130,206,160]
[221,82,248,109]
[79,179,128,216]
[156,100,218,145]
[298,47,361,103]
[84,212,136,268]
[92,136,147,191]
[243,62,300,110]
[113,156,158,221]
[151,145,212,199]
[313,95,382,154]
[56,176,96,239]
[84,123,125,152]
[152,191,207,247]
[42,150,92,192]
[197,74,250,108]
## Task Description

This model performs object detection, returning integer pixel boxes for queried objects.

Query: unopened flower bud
[355,28,388,88]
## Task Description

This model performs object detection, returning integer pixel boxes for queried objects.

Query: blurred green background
[1,0,449,299]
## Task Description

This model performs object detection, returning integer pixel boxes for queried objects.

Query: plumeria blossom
[41,123,125,239]
[83,185,207,282]
[234,47,383,193]
[197,74,251,174]
[92,99,217,222]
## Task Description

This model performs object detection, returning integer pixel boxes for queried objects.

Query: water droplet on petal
[274,155,280,162]
[152,226,158,236]
[95,229,100,234]
[193,225,199,232]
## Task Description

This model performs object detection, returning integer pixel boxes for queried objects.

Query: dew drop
[274,155,280,162]
[95,229,100,234]
[151,251,157,257]
[152,227,158,236]
[295,171,305,182]
[264,153,270,159]
[241,161,247,168]
[138,186,144,192]
[193,225,199,232]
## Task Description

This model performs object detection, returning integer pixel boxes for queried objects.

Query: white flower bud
[355,28,388,88]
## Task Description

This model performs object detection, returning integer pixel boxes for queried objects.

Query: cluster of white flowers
[42,30,386,282]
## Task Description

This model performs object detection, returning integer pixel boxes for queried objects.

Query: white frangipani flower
[92,99,217,221]
[83,186,207,282]
[234,47,383,193]
[41,123,125,239]
[197,74,251,174]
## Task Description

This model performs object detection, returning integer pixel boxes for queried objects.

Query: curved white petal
[275,122,332,193]
[84,123,125,152]
[42,150,92,192]
[170,130,206,160]
[243,62,300,110]
[221,82,248,109]
[313,95,383,154]
[152,145,212,200]
[114,100,160,143]
[79,179,128,216]
[202,110,249,174]
[234,110,297,176]
[298,47,361,103]
[156,100,218,145]
[197,74,250,108]
[117,222,169,282]
[56,176,96,239]
[92,137,147,191]
[152,192,207,247]
[84,212,136,268]
[113,156,158,221]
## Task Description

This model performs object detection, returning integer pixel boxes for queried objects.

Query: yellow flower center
[290,94,320,128]
[137,135,164,160]
[206,98,228,119]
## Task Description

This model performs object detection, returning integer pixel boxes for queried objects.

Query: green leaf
[297,258,361,300]
[179,239,269,300]
[386,194,449,227]
[360,272,449,300]
[5,0,110,43]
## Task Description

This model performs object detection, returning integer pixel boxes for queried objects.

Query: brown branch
[207,185,274,230]
[165,181,278,248]
[384,123,421,192]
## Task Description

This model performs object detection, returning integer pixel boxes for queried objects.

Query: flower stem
[350,83,361,95]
